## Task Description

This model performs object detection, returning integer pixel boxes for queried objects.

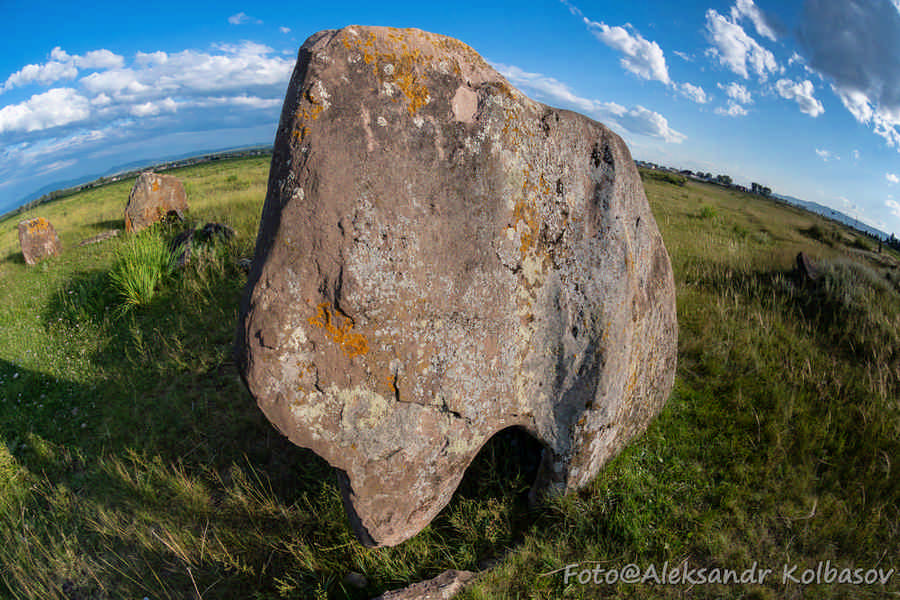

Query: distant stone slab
[18,217,62,265]
[77,229,121,247]
[124,172,188,233]
[236,26,678,547]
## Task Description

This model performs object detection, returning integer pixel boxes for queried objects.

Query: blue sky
[2,1,900,235]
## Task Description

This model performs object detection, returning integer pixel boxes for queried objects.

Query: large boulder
[236,26,677,547]
[124,172,188,233]
[18,217,62,265]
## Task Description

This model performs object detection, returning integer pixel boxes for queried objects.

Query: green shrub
[699,205,717,219]
[108,229,175,311]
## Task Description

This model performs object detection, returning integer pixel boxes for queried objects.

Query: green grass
[0,160,898,599]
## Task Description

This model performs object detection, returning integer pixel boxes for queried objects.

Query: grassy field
[0,159,898,599]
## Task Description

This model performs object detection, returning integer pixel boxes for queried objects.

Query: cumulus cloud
[495,62,685,143]
[279,26,291,34]
[679,82,709,104]
[715,101,749,117]
[775,78,824,117]
[228,12,262,25]
[718,81,753,104]
[730,0,777,41]
[0,88,91,133]
[705,8,780,80]
[888,172,900,184]
[816,148,838,161]
[2,47,124,92]
[582,20,670,84]
[799,0,900,148]
[0,41,292,143]
[674,51,693,62]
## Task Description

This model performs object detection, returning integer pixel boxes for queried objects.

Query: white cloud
[2,47,124,92]
[730,0,777,41]
[718,81,753,104]
[673,51,693,62]
[130,97,177,117]
[775,78,824,117]
[228,12,262,25]
[582,19,670,84]
[0,88,91,133]
[715,101,749,117]
[279,26,291,34]
[887,198,900,218]
[815,148,838,161]
[679,82,708,104]
[705,9,779,80]
[852,149,860,160]
[135,51,168,66]
[887,173,900,184]
[495,62,685,143]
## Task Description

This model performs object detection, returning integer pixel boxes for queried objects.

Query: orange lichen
[308,302,369,358]
[25,218,51,235]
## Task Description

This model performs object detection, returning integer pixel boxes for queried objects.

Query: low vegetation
[0,158,898,599]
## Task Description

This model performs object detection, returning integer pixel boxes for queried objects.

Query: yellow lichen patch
[25,218,51,235]
[340,29,436,116]
[151,180,159,192]
[308,302,369,358]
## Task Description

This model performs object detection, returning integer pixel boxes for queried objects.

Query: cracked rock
[236,25,677,547]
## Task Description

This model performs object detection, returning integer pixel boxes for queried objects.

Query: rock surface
[18,217,62,265]
[236,26,678,547]
[124,172,188,233]
[371,570,475,600]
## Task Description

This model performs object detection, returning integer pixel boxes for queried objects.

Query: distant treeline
[2,147,273,222]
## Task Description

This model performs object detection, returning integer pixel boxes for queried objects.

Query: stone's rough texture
[124,172,188,233]
[18,217,62,265]
[372,570,475,600]
[237,26,678,547]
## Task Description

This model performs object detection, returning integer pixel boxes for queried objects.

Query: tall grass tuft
[108,228,175,311]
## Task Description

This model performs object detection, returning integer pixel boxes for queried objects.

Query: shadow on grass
[3,250,25,265]
[16,254,549,598]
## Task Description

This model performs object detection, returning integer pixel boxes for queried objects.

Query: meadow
[0,157,897,599]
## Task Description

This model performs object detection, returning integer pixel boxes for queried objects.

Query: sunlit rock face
[236,25,677,547]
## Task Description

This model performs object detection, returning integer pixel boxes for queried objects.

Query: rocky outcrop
[124,172,188,233]
[18,217,62,265]
[372,570,475,600]
[236,26,678,547]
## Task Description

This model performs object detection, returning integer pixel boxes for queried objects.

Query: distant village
[635,160,772,197]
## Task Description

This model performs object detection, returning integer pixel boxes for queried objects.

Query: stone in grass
[77,229,121,247]
[171,222,235,267]
[371,570,475,600]
[18,217,62,265]
[236,26,678,548]
[124,172,188,233]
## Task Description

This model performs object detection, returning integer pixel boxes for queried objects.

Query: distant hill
[773,193,891,241]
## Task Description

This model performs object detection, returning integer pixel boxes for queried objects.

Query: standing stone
[18,217,62,265]
[236,26,678,547]
[124,172,188,233]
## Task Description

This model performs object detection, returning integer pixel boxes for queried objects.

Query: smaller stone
[170,222,235,267]
[18,217,62,265]
[77,229,121,247]
[343,571,369,590]
[124,172,188,233]
[796,252,819,282]
[371,570,475,600]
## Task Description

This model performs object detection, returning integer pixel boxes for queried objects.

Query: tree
[716,174,733,186]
